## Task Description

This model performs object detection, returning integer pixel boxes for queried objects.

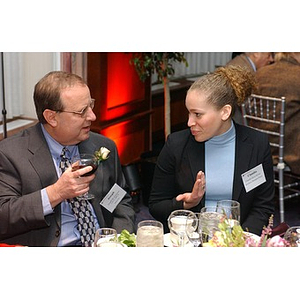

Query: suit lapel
[27,124,58,187]
[27,124,61,226]
[78,139,103,197]
[233,124,254,199]
[79,138,106,227]
[186,136,205,181]
[78,138,97,154]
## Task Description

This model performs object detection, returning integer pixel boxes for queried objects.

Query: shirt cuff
[41,188,54,216]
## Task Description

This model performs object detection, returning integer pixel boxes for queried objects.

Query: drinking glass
[200,206,223,243]
[216,200,240,228]
[186,213,202,247]
[72,153,98,200]
[93,228,118,247]
[168,210,196,247]
[283,226,300,247]
[136,220,164,247]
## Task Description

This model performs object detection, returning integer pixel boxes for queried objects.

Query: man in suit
[255,52,300,175]
[226,52,274,73]
[226,52,274,124]
[0,71,135,246]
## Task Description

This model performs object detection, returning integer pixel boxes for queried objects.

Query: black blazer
[0,124,135,246]
[149,123,275,235]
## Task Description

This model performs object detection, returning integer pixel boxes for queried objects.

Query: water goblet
[136,220,164,247]
[186,213,202,247]
[93,228,118,247]
[72,153,98,200]
[168,210,196,247]
[216,200,240,228]
[200,206,223,244]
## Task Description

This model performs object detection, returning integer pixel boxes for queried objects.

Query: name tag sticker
[100,183,126,213]
[241,164,266,193]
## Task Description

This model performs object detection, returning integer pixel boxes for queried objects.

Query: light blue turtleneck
[204,121,236,209]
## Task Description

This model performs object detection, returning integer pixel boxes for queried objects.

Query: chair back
[242,94,287,223]
[241,94,286,169]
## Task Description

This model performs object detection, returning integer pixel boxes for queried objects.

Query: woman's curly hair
[188,65,257,115]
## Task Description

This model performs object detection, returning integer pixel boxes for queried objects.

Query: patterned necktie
[60,147,96,247]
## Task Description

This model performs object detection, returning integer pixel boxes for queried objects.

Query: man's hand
[46,165,96,208]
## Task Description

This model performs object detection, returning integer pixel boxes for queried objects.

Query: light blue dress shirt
[204,121,236,209]
[246,56,256,72]
[40,124,99,246]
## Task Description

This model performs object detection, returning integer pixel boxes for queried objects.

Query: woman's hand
[175,171,206,209]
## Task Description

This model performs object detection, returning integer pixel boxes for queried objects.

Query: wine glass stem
[78,192,94,201]
[179,233,185,247]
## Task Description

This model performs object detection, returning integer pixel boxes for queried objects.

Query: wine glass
[283,226,300,247]
[216,200,240,228]
[136,220,164,247]
[168,210,196,247]
[93,228,118,247]
[200,206,223,244]
[72,153,98,200]
[186,213,202,247]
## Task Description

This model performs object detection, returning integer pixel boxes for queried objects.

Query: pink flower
[244,236,258,247]
[266,235,288,247]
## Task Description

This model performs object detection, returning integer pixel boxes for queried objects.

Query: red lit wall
[88,52,151,165]
[107,53,144,108]
[102,53,145,121]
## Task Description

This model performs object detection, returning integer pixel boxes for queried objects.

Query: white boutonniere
[94,147,110,163]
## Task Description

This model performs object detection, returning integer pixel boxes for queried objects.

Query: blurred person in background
[254,52,300,175]
[226,52,274,73]
[226,52,274,123]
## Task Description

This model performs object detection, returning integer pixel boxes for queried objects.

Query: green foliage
[212,219,247,247]
[131,52,188,82]
[117,229,136,247]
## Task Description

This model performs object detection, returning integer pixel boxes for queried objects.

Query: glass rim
[168,209,196,217]
[200,206,218,212]
[217,200,240,207]
[137,219,163,228]
[95,227,117,234]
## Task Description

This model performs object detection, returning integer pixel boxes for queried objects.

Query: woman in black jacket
[149,66,275,235]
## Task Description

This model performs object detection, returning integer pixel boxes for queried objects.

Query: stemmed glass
[72,153,98,200]
[186,213,202,247]
[216,200,240,228]
[168,210,196,247]
[93,228,118,247]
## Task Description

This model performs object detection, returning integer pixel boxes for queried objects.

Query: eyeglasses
[57,99,95,118]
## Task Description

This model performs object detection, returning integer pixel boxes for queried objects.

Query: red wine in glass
[72,154,98,200]
[72,160,98,176]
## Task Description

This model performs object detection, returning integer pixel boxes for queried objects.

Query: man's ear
[43,109,58,127]
[221,104,232,121]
